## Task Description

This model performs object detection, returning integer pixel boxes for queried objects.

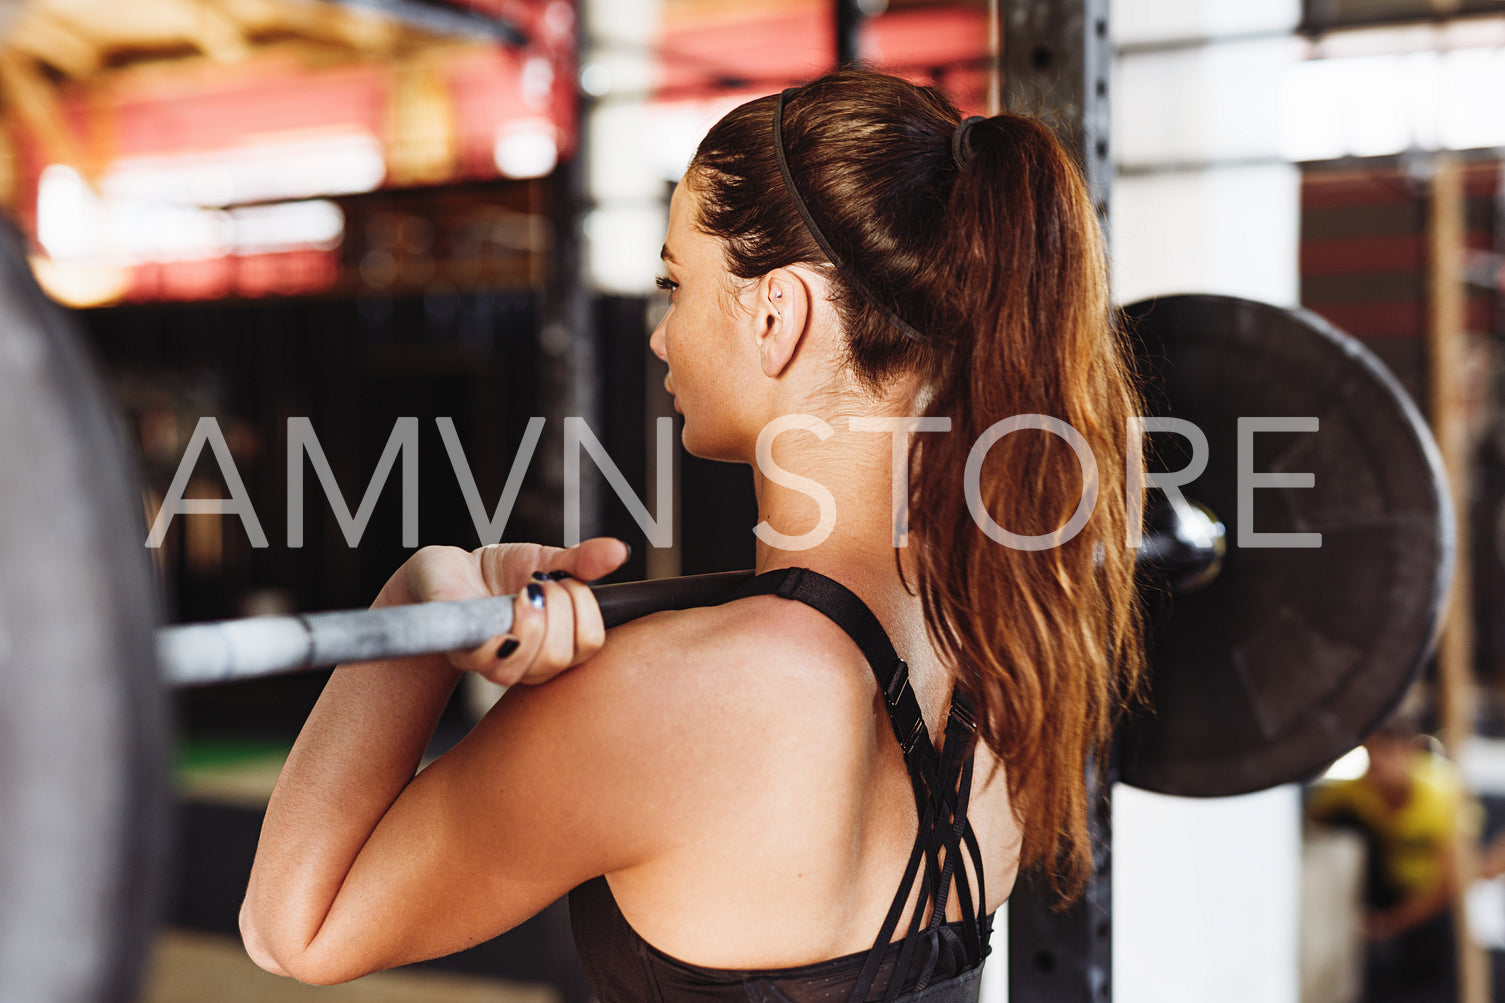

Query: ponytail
[911,115,1145,901]
[689,70,1147,903]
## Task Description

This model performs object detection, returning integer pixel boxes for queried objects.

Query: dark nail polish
[622,542,633,563]
[531,571,550,582]
[548,569,574,581]
[525,583,546,609]
[496,637,520,659]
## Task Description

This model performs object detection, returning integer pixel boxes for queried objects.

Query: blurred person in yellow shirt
[1308,714,1474,1002]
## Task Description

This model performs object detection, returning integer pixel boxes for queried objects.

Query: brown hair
[689,68,1146,902]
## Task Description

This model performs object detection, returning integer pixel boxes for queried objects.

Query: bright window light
[1282,42,1505,161]
[37,165,106,263]
[494,121,560,179]
[36,162,344,267]
[1321,746,1369,782]
[102,132,386,207]
[1439,45,1505,151]
[229,202,344,255]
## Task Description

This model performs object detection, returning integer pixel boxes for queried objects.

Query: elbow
[281,959,363,987]
[239,901,294,979]
[239,900,363,986]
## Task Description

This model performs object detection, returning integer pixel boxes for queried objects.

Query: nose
[648,313,668,362]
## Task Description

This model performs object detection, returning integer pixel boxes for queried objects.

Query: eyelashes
[655,275,679,294]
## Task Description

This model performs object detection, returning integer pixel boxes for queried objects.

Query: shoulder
[1413,750,1461,787]
[612,594,873,687]
[566,594,880,750]
[477,592,881,852]
[1411,753,1465,812]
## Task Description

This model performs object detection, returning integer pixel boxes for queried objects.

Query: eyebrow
[660,244,678,264]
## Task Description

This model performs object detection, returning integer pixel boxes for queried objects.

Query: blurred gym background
[0,0,1502,1000]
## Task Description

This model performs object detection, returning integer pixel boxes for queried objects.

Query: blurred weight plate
[0,221,168,1001]
[1120,294,1453,797]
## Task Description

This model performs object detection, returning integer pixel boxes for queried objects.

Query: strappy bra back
[569,567,992,1003]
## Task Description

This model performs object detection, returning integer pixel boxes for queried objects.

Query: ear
[751,267,810,378]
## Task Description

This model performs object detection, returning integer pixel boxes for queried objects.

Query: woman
[241,68,1145,1001]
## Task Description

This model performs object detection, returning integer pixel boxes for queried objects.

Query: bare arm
[1479,831,1505,881]
[1367,829,1462,942]
[1367,857,1455,940]
[240,538,630,983]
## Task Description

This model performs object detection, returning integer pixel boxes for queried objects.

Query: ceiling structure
[0,0,574,304]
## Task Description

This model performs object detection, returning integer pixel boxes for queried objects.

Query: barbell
[0,216,1452,1002]
[149,498,1222,685]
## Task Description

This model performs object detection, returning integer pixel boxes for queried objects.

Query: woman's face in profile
[650,180,761,461]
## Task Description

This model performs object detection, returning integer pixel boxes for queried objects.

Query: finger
[553,537,631,583]
[500,581,551,684]
[478,633,527,686]
[474,542,552,597]
[558,576,606,667]
[446,630,519,676]
[471,538,630,596]
[522,580,577,683]
[441,568,535,675]
[453,582,548,684]
[396,545,488,605]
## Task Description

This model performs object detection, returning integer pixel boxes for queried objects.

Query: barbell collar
[1135,497,1227,595]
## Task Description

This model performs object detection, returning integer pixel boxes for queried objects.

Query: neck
[749,404,915,589]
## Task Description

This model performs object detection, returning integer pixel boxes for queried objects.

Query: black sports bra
[569,567,993,1002]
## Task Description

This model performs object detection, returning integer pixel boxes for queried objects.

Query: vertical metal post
[1007,757,1114,1003]
[1426,154,1490,1003]
[999,0,1112,217]
[998,1,1114,1001]
[835,0,864,67]
[538,5,599,546]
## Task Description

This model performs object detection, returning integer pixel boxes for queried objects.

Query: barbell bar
[158,569,757,685]
[155,501,1226,686]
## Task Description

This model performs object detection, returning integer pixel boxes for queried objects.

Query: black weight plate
[1120,294,1453,797]
[0,223,168,1000]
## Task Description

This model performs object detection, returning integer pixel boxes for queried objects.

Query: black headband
[952,116,985,168]
[771,87,925,345]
